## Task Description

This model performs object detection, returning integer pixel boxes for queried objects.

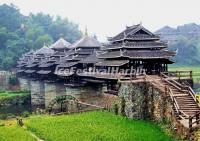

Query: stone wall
[118,81,190,139]
[66,85,103,101]
[0,73,9,90]
[118,82,175,119]
[0,72,20,91]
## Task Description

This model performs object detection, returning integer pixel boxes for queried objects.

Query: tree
[0,4,83,70]
[48,16,82,42]
[0,4,26,32]
[34,34,53,48]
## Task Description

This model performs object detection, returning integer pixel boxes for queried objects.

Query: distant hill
[156,23,200,43]
[155,23,200,66]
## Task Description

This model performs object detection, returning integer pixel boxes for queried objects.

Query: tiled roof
[95,60,129,66]
[38,63,55,68]
[79,53,101,64]
[70,36,101,48]
[50,38,71,49]
[98,50,176,59]
[24,69,35,73]
[34,45,54,55]
[108,24,159,42]
[103,41,167,50]
[57,62,79,68]
[37,70,51,74]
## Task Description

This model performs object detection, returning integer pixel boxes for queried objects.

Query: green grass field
[169,65,200,94]
[169,65,200,83]
[25,111,174,141]
[0,120,36,141]
[0,91,28,100]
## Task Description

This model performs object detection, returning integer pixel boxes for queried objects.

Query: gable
[128,27,154,36]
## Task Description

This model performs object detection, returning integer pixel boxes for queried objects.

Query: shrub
[113,103,119,115]
[8,75,18,85]
[120,97,126,116]
[22,111,30,118]
[0,114,8,120]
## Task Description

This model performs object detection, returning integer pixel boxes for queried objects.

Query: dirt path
[22,126,44,141]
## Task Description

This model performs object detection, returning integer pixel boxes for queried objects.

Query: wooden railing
[161,72,200,129]
[189,111,200,129]
[146,75,189,120]
[161,71,193,80]
[167,82,189,119]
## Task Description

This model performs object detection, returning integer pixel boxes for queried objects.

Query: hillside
[0,4,82,70]
[155,23,200,66]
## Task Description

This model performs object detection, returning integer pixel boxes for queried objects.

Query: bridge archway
[47,95,78,113]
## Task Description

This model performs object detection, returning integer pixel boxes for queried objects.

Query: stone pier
[30,80,45,109]
[44,82,56,108]
[18,78,30,91]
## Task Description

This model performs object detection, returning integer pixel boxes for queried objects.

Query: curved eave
[102,46,167,50]
[109,37,160,42]
[55,72,74,77]
[98,55,175,59]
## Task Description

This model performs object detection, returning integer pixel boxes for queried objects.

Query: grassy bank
[0,91,28,99]
[0,120,35,141]
[25,111,175,141]
[0,91,31,120]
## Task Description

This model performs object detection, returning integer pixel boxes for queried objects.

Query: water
[0,104,31,119]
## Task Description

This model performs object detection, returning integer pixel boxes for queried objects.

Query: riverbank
[0,91,31,119]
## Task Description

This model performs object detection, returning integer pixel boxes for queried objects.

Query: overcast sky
[0,0,200,41]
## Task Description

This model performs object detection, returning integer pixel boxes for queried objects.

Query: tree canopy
[0,4,82,70]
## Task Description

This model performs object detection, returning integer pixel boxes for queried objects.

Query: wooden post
[189,116,192,129]
[196,112,199,125]
[190,71,192,79]
[165,86,167,95]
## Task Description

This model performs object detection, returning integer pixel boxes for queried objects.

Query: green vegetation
[0,4,82,70]
[0,91,30,119]
[0,121,36,141]
[169,38,200,65]
[26,111,174,141]
[0,91,28,100]
[169,65,200,83]
[157,23,200,66]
